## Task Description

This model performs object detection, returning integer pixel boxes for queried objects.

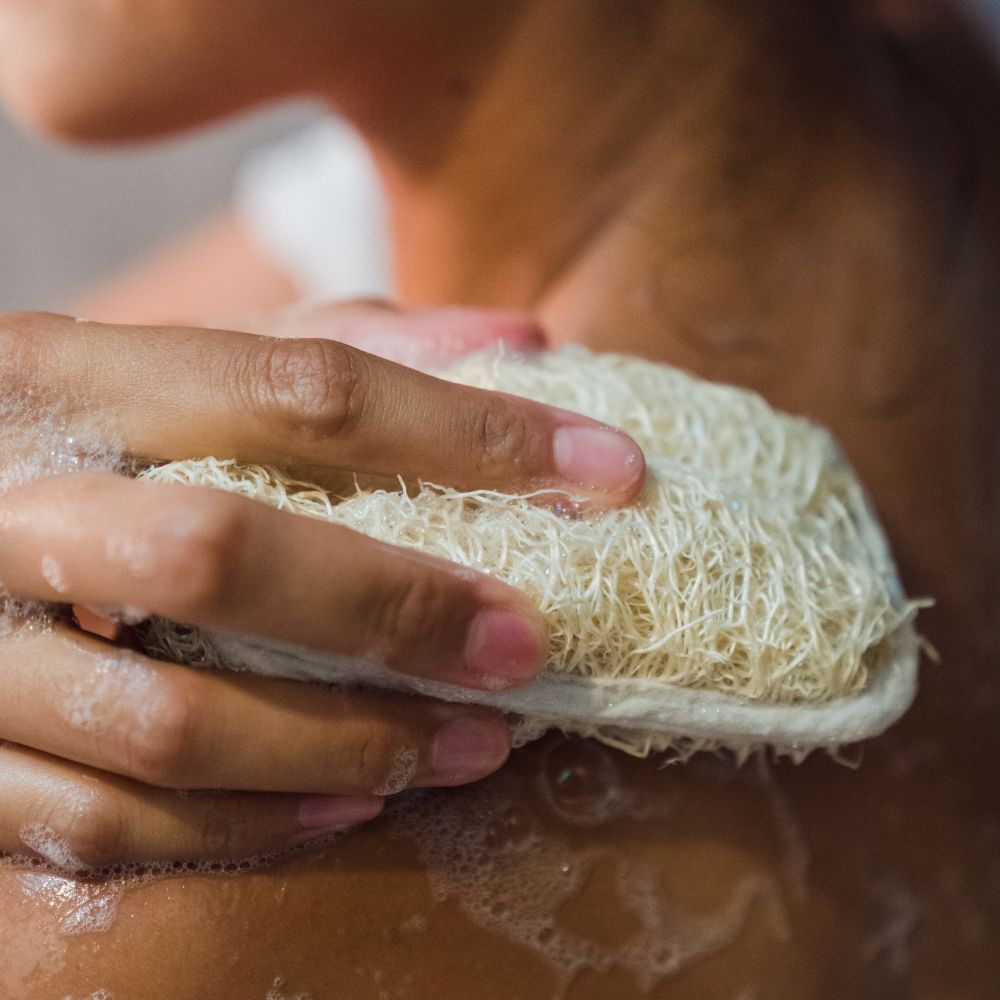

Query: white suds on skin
[374,745,419,796]
[0,393,124,638]
[60,653,158,737]
[40,554,69,594]
[85,603,150,627]
[18,872,123,937]
[18,824,83,871]
[103,535,157,580]
[0,393,123,496]
[389,744,790,998]
[265,976,312,1000]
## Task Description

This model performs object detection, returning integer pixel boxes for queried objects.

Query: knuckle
[144,492,245,618]
[335,726,397,794]
[469,394,532,474]
[38,788,124,868]
[372,570,455,664]
[117,672,199,788]
[62,803,122,869]
[236,337,370,443]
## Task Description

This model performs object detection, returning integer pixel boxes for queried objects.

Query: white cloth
[236,118,394,301]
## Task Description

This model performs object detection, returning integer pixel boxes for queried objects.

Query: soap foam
[374,745,418,796]
[265,977,312,1000]
[17,872,123,936]
[18,823,84,871]
[0,391,123,495]
[389,738,789,996]
[0,392,124,636]
[40,554,69,594]
[86,604,150,627]
[60,652,158,737]
[1,822,348,887]
[104,534,157,581]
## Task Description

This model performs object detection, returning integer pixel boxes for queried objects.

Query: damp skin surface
[1,725,998,1000]
[0,323,993,999]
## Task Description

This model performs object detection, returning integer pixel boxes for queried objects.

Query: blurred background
[1,0,998,314]
[0,103,317,311]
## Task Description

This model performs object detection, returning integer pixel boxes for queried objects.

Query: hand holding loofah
[142,347,924,759]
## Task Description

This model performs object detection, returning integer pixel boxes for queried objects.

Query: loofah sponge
[139,347,923,759]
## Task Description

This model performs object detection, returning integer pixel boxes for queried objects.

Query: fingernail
[297,795,384,831]
[464,608,546,686]
[552,426,644,495]
[74,605,122,642]
[431,718,510,782]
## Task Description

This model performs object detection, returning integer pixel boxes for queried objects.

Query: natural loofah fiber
[139,347,922,758]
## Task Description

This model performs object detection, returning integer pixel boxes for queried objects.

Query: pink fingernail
[552,426,645,495]
[74,605,122,642]
[297,795,384,830]
[431,718,510,782]
[464,608,546,687]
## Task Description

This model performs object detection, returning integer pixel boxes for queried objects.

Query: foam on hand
[139,347,924,758]
[0,390,125,638]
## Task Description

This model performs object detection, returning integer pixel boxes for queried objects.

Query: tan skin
[0,0,998,997]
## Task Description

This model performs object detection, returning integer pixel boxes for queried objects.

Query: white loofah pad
[140,347,923,757]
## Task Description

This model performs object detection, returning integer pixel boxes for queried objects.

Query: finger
[0,473,548,689]
[0,627,511,796]
[0,742,385,866]
[251,300,548,371]
[4,310,644,508]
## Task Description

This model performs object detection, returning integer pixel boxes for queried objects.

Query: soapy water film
[385,738,793,998]
[0,394,934,996]
[0,390,127,636]
[2,736,806,998]
[0,716,944,996]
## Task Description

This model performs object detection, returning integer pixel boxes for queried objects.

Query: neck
[326,0,1000,647]
[332,2,897,310]
[355,0,680,307]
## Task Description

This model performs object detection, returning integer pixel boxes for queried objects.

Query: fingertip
[551,425,646,505]
[296,794,385,833]
[462,607,548,690]
[598,438,647,508]
[426,716,512,786]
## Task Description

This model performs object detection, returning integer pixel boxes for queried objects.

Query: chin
[0,63,124,144]
[0,0,312,145]
[4,93,123,145]
[1,70,217,146]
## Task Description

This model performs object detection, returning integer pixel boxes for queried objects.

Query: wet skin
[2,3,1000,998]
[3,215,997,995]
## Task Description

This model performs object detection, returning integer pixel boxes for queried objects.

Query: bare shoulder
[3,729,996,1000]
